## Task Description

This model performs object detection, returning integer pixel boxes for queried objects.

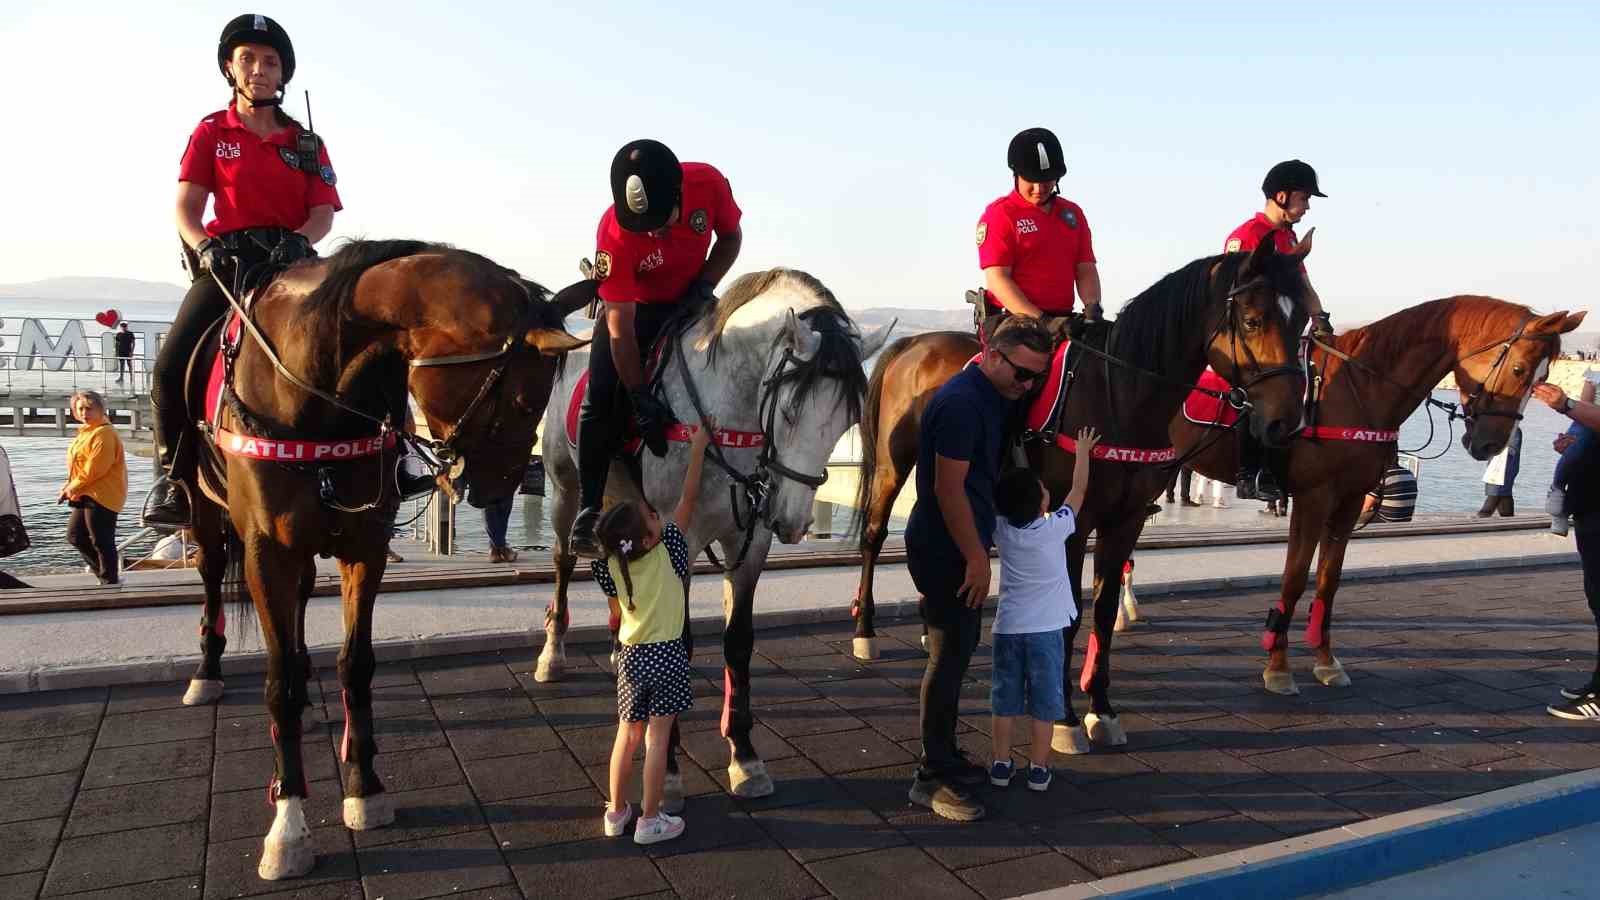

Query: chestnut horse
[1171,297,1584,694]
[852,237,1312,749]
[179,241,583,880]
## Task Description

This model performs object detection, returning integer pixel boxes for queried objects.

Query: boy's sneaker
[989,759,1016,787]
[603,802,633,837]
[1027,765,1053,792]
[1560,678,1600,701]
[1547,694,1600,722]
[632,812,685,845]
[908,776,985,822]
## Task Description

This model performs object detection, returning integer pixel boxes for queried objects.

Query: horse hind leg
[336,554,394,832]
[1262,499,1322,695]
[184,503,229,705]
[251,548,317,880]
[722,534,775,798]
[537,461,580,682]
[852,446,911,661]
[1052,531,1091,755]
[1307,498,1362,688]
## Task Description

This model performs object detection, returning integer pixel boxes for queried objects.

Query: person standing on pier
[146,14,341,527]
[113,323,135,387]
[1533,382,1600,721]
[61,391,127,586]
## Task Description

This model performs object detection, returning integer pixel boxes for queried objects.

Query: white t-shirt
[992,504,1079,634]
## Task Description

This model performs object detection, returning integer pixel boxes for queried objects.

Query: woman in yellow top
[590,420,712,846]
[61,390,128,586]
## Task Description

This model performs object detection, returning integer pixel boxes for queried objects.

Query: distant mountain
[0,277,185,305]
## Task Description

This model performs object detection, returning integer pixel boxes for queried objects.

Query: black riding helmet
[1007,127,1068,182]
[1262,159,1326,199]
[218,14,296,90]
[611,139,683,233]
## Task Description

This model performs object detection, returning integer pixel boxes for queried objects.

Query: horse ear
[1290,227,1314,261]
[1554,310,1587,334]
[524,327,588,356]
[858,319,897,359]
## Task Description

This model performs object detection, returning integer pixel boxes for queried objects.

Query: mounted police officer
[975,128,1103,341]
[568,139,744,557]
[146,13,341,527]
[1224,159,1330,502]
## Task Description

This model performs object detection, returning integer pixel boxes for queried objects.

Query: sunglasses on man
[993,348,1044,383]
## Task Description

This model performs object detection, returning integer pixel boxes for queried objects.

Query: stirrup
[569,507,602,558]
[142,477,193,529]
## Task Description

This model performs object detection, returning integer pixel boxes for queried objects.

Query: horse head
[1210,231,1314,447]
[749,285,893,545]
[1452,304,1585,460]
[407,269,585,507]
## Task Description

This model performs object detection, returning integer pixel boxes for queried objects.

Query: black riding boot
[1234,432,1282,502]
[144,397,192,529]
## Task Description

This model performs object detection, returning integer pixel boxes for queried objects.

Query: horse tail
[851,334,916,543]
[222,520,251,640]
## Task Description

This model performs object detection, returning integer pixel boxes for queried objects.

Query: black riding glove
[683,279,718,310]
[1311,312,1334,340]
[1082,304,1104,323]
[630,389,677,458]
[269,232,314,266]
[195,238,232,275]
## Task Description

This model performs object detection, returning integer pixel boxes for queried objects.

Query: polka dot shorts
[616,637,694,722]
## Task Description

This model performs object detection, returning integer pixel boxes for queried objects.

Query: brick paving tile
[813,675,915,711]
[0,872,45,899]
[95,706,215,749]
[638,793,754,860]
[367,710,452,754]
[0,688,106,742]
[1166,813,1285,856]
[788,727,915,775]
[755,629,849,660]
[1326,780,1442,818]
[44,821,205,896]
[1354,750,1504,799]
[709,754,844,813]
[505,837,667,900]
[0,771,79,825]
[212,741,337,794]
[105,681,194,716]
[416,659,522,698]
[37,875,207,900]
[1024,808,1192,879]
[349,783,488,849]
[373,746,466,794]
[462,749,591,802]
[759,699,865,740]
[2,818,62,877]
[806,846,980,900]
[515,664,618,702]
[1128,742,1270,790]
[778,652,876,685]
[890,809,1049,870]
[1204,776,1364,836]
[447,714,565,762]
[1248,746,1391,795]
[0,733,94,780]
[746,673,825,709]
[536,694,625,733]
[679,721,796,772]
[1375,724,1520,768]
[657,839,826,900]
[957,851,1096,899]
[1078,773,1237,830]
[209,780,344,843]
[751,801,906,862]
[356,829,514,900]
[582,758,721,809]
[66,775,209,838]
[484,786,607,851]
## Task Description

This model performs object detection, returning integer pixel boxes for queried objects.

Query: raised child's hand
[1077,426,1101,453]
[692,417,717,450]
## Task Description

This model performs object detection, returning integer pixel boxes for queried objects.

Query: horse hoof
[662,772,685,815]
[919,634,929,653]
[1263,668,1301,695]
[728,759,775,798]
[182,678,224,706]
[1084,713,1127,747]
[852,637,879,661]
[1113,610,1130,633]
[1051,723,1092,755]
[342,793,394,830]
[1313,659,1352,688]
[258,798,314,880]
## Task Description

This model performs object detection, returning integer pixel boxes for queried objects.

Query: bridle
[672,309,853,569]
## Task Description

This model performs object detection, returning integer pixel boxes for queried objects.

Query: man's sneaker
[989,759,1016,787]
[603,802,634,837]
[908,776,985,822]
[1547,487,1569,517]
[1027,765,1053,792]
[1548,694,1600,721]
[1560,679,1600,701]
[632,812,685,845]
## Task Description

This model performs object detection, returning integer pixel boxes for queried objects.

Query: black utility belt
[215,228,295,254]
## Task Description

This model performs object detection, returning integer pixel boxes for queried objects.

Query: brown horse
[852,237,1312,748]
[180,240,583,880]
[1171,296,1584,694]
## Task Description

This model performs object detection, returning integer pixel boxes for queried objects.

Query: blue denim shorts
[990,631,1066,722]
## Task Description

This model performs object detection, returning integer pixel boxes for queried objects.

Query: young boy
[987,426,1099,792]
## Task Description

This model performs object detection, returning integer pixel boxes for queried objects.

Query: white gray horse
[537,267,893,800]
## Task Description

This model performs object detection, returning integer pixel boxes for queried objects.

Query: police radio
[295,90,321,176]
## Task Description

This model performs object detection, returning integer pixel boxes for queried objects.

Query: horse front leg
[1305,495,1364,688]
[722,531,775,798]
[1052,529,1092,755]
[336,553,395,831]
[183,502,228,705]
[1263,492,1326,695]
[248,544,317,881]
[537,473,580,682]
[1082,517,1141,747]
[852,441,913,661]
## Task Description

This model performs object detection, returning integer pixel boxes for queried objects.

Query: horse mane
[302,239,544,324]
[1105,254,1240,379]
[1336,296,1535,361]
[704,267,865,423]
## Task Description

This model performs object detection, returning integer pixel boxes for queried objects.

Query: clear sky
[2,2,1595,322]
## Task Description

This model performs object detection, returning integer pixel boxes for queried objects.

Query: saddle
[1183,338,1318,431]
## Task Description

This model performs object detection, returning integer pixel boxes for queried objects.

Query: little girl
[592,420,712,845]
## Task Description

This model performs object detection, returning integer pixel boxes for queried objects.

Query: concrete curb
[1020,767,1600,899]
[0,552,1578,695]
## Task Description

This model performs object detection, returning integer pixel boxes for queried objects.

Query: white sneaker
[632,812,685,845]
[602,802,633,837]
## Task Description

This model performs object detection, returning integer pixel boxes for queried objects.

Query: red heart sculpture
[94,309,120,327]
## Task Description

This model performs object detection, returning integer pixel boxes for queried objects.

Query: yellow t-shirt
[592,521,690,646]
[66,421,128,513]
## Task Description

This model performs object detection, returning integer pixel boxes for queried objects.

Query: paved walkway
[2,565,1598,899]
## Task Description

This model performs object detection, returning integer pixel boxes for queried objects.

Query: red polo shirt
[178,105,343,238]
[1224,212,1297,254]
[595,163,742,304]
[977,191,1095,314]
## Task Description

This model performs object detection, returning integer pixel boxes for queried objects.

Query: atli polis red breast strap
[1055,433,1178,464]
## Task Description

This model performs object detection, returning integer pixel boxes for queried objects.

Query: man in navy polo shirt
[907,317,1052,821]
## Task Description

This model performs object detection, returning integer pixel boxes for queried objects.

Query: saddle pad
[962,338,1075,435]
[1182,367,1240,428]
[204,310,246,430]
[564,370,765,453]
